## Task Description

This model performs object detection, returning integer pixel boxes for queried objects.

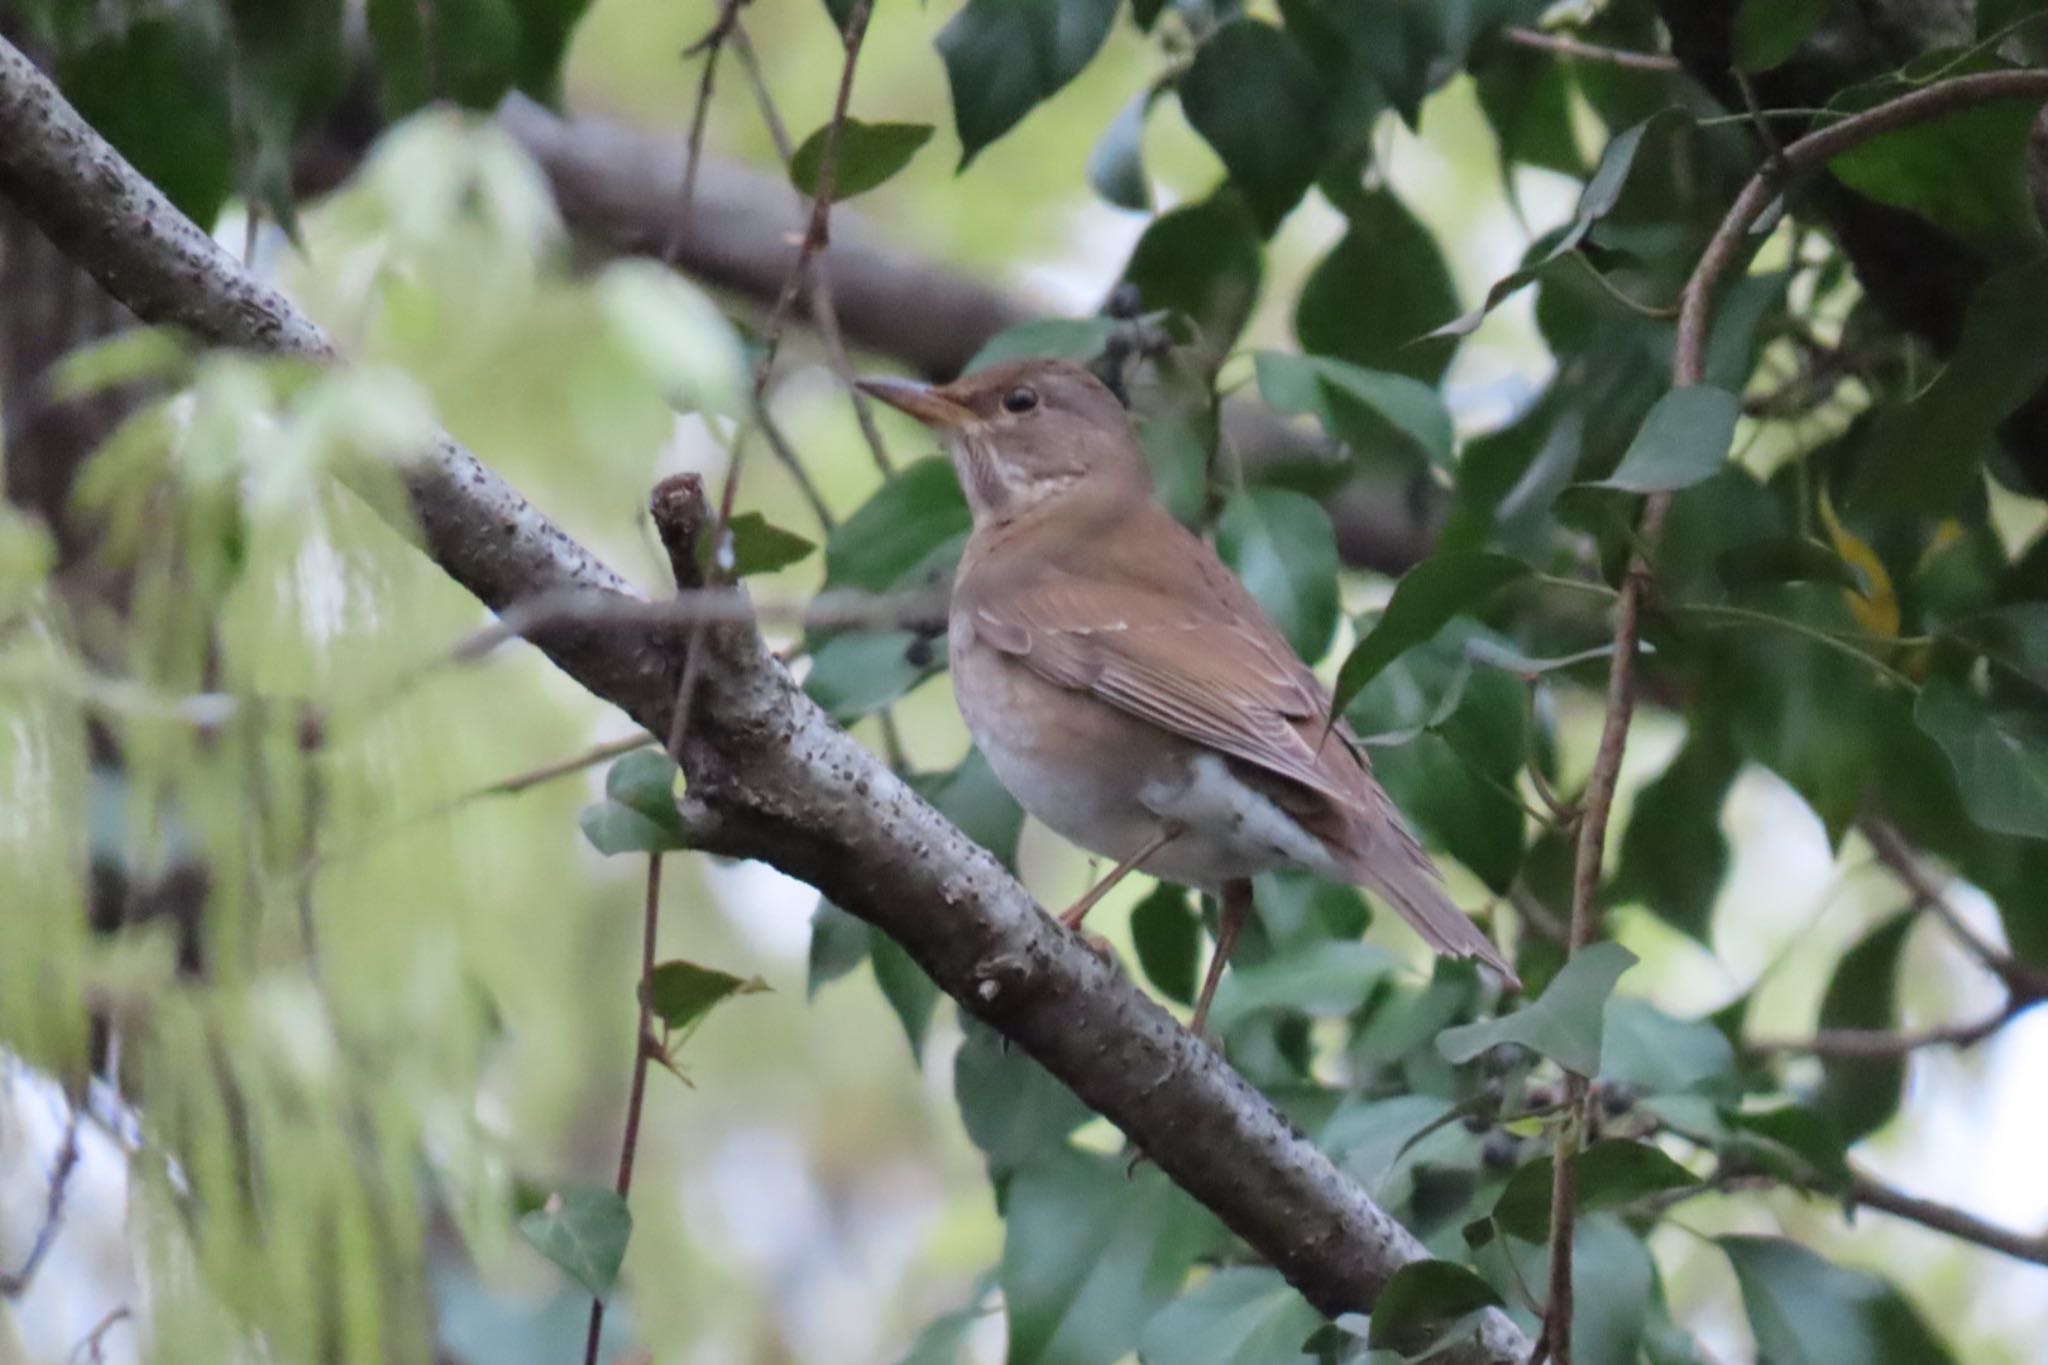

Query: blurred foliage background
[4,1,2048,1363]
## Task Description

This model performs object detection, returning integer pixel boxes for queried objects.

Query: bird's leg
[1188,878,1254,1041]
[1056,822,1183,930]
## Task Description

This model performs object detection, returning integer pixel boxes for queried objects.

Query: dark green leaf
[1216,489,1341,662]
[1830,90,2044,258]
[1131,884,1200,1005]
[724,511,817,577]
[1255,351,1455,472]
[1295,189,1461,384]
[604,750,679,823]
[808,900,872,997]
[1364,1259,1501,1351]
[938,0,1121,166]
[1001,1148,1220,1364]
[964,318,1122,376]
[1088,91,1155,212]
[1945,603,2048,691]
[1438,942,1638,1076]
[58,17,234,226]
[1732,0,1828,70]
[872,935,941,1058]
[1120,194,1263,364]
[1722,1104,1851,1190]
[1586,386,1740,493]
[1815,915,1911,1143]
[644,959,767,1035]
[1210,941,1405,1035]
[367,0,522,113]
[1612,725,1741,942]
[954,1018,1092,1172]
[1137,1267,1324,1365]
[517,1188,631,1299]
[823,457,969,592]
[1178,20,1330,235]
[1914,675,2048,839]
[1722,1236,1957,1365]
[1601,998,1738,1098]
[506,0,596,105]
[1715,537,1863,595]
[1488,1140,1699,1242]
[1332,553,1528,714]
[577,793,687,855]
[1252,868,1373,946]
[789,119,934,201]
[803,630,933,721]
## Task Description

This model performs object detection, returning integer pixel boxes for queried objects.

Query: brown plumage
[859,358,1518,1031]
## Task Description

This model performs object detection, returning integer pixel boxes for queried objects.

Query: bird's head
[857,357,1148,527]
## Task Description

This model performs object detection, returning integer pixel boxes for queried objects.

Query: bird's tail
[1338,795,1520,990]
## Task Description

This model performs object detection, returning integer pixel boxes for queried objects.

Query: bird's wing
[968,573,1361,805]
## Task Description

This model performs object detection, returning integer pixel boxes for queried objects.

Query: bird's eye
[1002,385,1040,414]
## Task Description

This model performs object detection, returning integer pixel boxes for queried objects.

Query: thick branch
[0,37,1528,1360]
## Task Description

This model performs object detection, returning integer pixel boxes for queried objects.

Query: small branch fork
[0,1112,82,1298]
[1529,66,2048,1365]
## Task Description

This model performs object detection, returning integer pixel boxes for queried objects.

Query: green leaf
[1254,351,1455,472]
[802,630,933,722]
[953,1018,1092,1172]
[1001,1149,1219,1364]
[604,750,679,824]
[1088,90,1155,212]
[506,0,596,105]
[1216,489,1341,662]
[1136,1267,1323,1365]
[1721,1236,1957,1365]
[58,17,234,227]
[823,457,970,592]
[1120,194,1264,364]
[1437,942,1639,1077]
[808,900,872,997]
[895,1277,996,1365]
[938,0,1121,167]
[1568,1216,1655,1365]
[1586,386,1740,493]
[872,934,941,1058]
[1364,1259,1501,1351]
[1612,725,1741,942]
[1945,603,2048,691]
[1131,884,1200,1005]
[1332,553,1528,714]
[909,748,1027,868]
[577,794,688,856]
[1178,20,1330,235]
[1815,915,1911,1143]
[1830,88,2045,258]
[367,0,520,112]
[964,318,1122,376]
[517,1188,631,1299]
[1210,941,1405,1036]
[1601,998,1738,1098]
[1716,537,1864,595]
[1487,1140,1699,1242]
[789,119,934,201]
[721,511,816,578]
[1732,0,1829,70]
[1295,189,1461,385]
[644,960,768,1036]
[1914,675,2048,840]
[1722,1104,1851,1189]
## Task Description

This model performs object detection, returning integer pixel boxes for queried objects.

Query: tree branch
[0,37,1531,1361]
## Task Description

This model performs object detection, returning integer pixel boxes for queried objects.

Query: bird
[856,357,1518,1037]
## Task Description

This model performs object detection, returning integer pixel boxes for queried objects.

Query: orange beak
[855,376,975,429]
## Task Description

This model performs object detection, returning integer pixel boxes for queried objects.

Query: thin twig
[1747,1003,2027,1058]
[667,0,748,263]
[1847,1168,2048,1266]
[66,1306,132,1364]
[477,734,653,799]
[1859,816,2048,1000]
[1502,26,1681,73]
[755,395,837,530]
[0,1112,82,1297]
[727,22,793,164]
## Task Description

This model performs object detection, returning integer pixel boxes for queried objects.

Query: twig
[1747,1003,2027,1058]
[1502,26,1681,73]
[1859,816,2048,1000]
[66,1306,132,1364]
[754,395,837,530]
[666,0,748,264]
[1846,1168,2048,1266]
[727,22,793,164]
[476,734,653,798]
[0,1111,82,1297]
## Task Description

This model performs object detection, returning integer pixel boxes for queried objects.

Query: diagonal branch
[0,36,1529,1362]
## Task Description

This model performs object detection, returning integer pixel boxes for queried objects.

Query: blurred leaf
[1816,492,1898,640]
[1216,488,1341,661]
[1914,676,2048,839]
[1945,603,2048,690]
[1586,387,1740,493]
[896,1277,996,1365]
[966,318,1122,375]
[1732,0,1827,70]
[1612,725,1741,942]
[1852,259,2048,516]
[1569,1215,1655,1365]
[1830,89,2044,257]
[910,748,1027,867]
[1721,1236,1957,1365]
[803,631,932,721]
[1137,1266,1322,1365]
[723,512,816,578]
[1210,941,1405,1035]
[517,1188,631,1299]
[1474,39,1582,181]
[1179,20,1329,235]
[1255,350,1455,472]
[1131,884,1200,1005]
[872,935,941,1058]
[954,1018,1092,1172]
[1002,1148,1219,1364]
[644,960,767,1036]
[1121,194,1263,363]
[1463,639,1627,679]
[604,750,678,822]
[1722,1104,1851,1190]
[808,901,872,996]
[1486,1140,1698,1242]
[1253,868,1373,946]
[1438,942,1638,1076]
[1332,553,1527,714]
[1088,90,1157,211]
[1716,538,1863,595]
[1295,189,1461,384]
[368,0,518,112]
[790,118,934,201]
[1815,915,1911,1143]
[58,17,234,226]
[938,0,1121,166]
[1601,999,1738,1098]
[1363,1259,1500,1351]
[824,458,969,591]
[579,751,687,853]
